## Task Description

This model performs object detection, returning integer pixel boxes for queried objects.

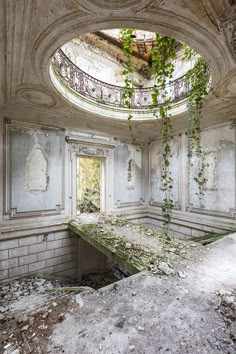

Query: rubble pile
[75,215,202,276]
[218,289,236,343]
[0,276,94,354]
[0,277,73,320]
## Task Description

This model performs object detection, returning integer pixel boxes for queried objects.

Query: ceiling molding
[31,11,231,93]
[1,0,236,142]
[15,84,59,108]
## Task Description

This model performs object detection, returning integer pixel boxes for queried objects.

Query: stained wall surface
[150,136,180,208]
[8,124,64,214]
[149,122,236,219]
[188,124,235,213]
[114,143,144,208]
[1,118,236,282]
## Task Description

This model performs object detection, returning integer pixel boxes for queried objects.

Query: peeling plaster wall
[26,146,48,192]
[114,143,144,208]
[9,125,64,213]
[189,124,236,213]
[150,137,179,207]
[149,122,236,224]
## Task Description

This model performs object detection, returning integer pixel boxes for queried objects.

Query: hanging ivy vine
[119,30,210,231]
[183,46,209,203]
[151,34,177,229]
[120,28,136,142]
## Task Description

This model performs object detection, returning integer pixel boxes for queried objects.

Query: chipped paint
[26,144,49,192]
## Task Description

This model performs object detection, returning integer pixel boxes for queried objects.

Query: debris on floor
[70,215,204,276]
[0,271,121,354]
[217,289,236,342]
[1,221,235,354]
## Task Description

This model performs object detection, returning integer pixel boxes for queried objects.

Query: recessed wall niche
[4,120,65,218]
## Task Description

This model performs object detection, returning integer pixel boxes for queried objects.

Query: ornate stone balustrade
[52,49,191,110]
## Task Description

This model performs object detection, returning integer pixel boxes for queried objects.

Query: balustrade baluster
[52,49,195,110]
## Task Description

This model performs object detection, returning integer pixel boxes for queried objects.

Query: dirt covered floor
[0,218,236,354]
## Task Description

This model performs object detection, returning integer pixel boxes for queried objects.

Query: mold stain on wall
[127,158,135,189]
[203,151,218,191]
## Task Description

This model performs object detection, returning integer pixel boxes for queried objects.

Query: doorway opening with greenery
[76,157,102,214]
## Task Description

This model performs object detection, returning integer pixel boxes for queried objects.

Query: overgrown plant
[120,30,209,229]
[183,46,209,203]
[77,158,101,213]
[120,28,136,142]
[151,34,177,229]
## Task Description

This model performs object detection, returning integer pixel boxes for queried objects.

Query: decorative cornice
[66,135,117,149]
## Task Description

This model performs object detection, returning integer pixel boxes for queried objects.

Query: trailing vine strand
[120,30,209,232]
[151,34,177,229]
[119,29,136,142]
[183,47,209,204]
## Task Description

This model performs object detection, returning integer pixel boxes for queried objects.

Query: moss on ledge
[69,221,166,275]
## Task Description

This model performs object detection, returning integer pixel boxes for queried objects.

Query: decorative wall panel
[187,123,236,217]
[4,120,65,218]
[149,137,180,209]
[114,143,144,207]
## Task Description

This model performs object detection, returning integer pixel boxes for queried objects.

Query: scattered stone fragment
[115,317,126,328]
[178,271,187,278]
[218,290,236,322]
[75,294,84,308]
[125,242,132,249]
[22,314,29,323]
[29,317,35,326]
[9,350,20,354]
[168,248,177,253]
[138,326,145,332]
[0,313,5,321]
[0,306,7,313]
[4,343,13,349]
[158,262,174,275]
[38,323,48,330]
[129,345,135,352]
[42,312,49,319]
[21,324,29,331]
[58,312,65,322]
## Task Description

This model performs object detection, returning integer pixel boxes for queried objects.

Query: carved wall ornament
[221,5,236,61]
[145,0,164,11]
[49,0,95,18]
[79,0,148,11]
[78,146,104,156]
[16,85,58,108]
[70,143,111,157]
